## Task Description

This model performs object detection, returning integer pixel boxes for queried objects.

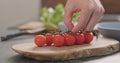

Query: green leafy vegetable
[41,3,80,31]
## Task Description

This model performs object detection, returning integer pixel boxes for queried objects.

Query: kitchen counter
[0,26,120,63]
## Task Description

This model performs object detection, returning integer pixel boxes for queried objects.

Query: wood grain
[12,37,119,60]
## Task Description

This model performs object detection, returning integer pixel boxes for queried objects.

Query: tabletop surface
[0,25,120,63]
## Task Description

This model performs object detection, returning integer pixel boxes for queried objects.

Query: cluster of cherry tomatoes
[34,32,94,47]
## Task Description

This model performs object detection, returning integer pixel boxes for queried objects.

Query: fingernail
[72,30,77,33]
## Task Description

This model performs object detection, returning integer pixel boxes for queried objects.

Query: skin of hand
[64,0,105,33]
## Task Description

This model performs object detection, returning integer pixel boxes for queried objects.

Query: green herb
[41,3,80,31]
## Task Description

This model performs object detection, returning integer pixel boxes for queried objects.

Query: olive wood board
[12,37,120,60]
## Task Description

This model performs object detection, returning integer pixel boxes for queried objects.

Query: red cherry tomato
[74,33,85,45]
[53,35,65,47]
[45,34,53,46]
[83,32,93,44]
[63,33,75,46]
[34,35,46,47]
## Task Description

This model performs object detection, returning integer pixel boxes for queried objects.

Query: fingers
[64,1,74,31]
[64,10,74,31]
[64,9,74,31]
[84,0,105,31]
[72,8,94,33]
[84,8,104,31]
[64,0,105,33]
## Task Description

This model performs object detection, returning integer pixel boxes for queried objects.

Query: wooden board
[12,37,120,60]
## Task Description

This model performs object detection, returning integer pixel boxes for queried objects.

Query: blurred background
[42,0,120,14]
[42,0,120,22]
[0,0,41,27]
[0,0,120,27]
[0,0,120,40]
[0,0,120,28]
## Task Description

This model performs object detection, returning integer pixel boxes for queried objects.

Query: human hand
[64,0,105,33]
